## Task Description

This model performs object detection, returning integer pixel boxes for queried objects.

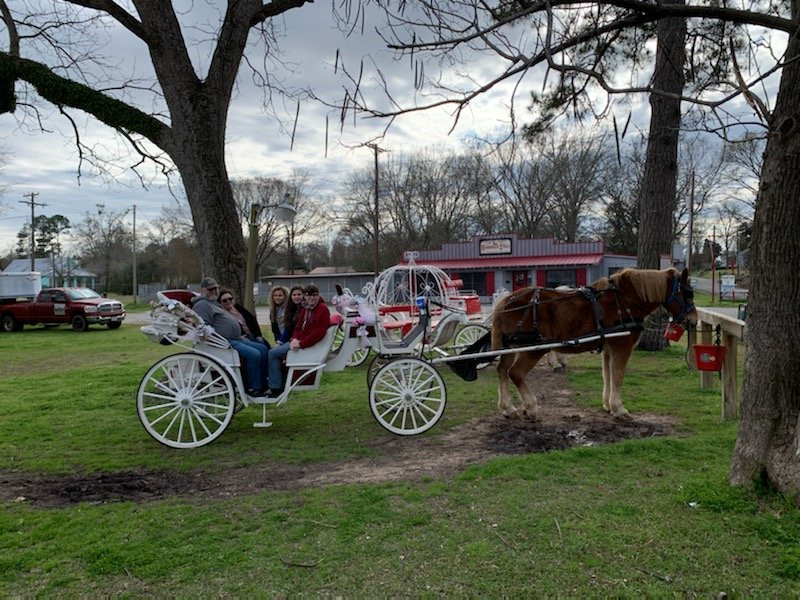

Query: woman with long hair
[269,286,290,343]
[277,285,304,344]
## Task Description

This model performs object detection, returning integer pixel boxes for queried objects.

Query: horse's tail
[491,296,506,350]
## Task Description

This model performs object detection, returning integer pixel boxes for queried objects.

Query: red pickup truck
[0,287,126,332]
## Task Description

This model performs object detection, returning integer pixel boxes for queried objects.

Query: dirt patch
[1,365,677,508]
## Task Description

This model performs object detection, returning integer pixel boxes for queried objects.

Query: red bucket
[664,323,685,341]
[693,344,725,371]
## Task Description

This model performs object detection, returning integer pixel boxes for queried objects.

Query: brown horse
[491,268,696,419]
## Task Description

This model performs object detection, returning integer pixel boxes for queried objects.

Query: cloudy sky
[2,2,775,260]
[0,2,537,257]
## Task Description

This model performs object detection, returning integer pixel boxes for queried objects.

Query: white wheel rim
[455,324,488,349]
[347,347,370,367]
[369,358,446,435]
[332,328,344,352]
[137,354,235,449]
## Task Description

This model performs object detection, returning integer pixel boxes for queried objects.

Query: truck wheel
[71,315,88,332]
[1,314,22,332]
[107,322,122,330]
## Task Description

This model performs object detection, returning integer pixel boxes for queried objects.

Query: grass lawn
[1,320,798,596]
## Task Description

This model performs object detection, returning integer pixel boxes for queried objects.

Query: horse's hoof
[612,409,632,420]
[552,366,565,373]
[502,411,520,420]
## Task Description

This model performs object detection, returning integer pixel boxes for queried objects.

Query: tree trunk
[636,0,686,350]
[171,111,246,296]
[638,0,686,269]
[730,22,800,497]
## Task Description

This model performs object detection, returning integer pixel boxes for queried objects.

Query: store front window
[459,272,487,295]
[546,269,577,288]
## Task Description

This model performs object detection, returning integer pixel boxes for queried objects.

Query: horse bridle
[663,274,695,324]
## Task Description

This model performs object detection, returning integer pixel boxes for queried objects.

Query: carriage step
[253,421,273,428]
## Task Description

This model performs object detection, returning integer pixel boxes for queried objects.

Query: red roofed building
[404,235,637,301]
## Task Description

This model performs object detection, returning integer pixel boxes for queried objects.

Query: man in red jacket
[266,284,330,396]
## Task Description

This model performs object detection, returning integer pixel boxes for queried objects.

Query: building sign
[479,237,512,256]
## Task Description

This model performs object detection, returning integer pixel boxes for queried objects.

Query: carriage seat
[285,316,341,368]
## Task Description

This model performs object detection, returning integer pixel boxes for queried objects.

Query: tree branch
[0,52,172,148]
[66,0,149,41]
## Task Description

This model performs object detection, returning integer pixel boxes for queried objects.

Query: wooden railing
[691,308,745,421]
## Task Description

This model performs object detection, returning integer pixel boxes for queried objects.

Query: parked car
[0,287,126,332]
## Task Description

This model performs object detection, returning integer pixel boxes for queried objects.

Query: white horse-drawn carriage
[136,259,488,448]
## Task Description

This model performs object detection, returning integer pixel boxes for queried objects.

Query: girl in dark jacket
[275,285,303,344]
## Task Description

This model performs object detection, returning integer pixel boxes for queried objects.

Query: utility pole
[132,205,138,304]
[19,192,47,273]
[366,143,387,276]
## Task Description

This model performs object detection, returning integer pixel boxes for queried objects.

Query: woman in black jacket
[218,288,269,347]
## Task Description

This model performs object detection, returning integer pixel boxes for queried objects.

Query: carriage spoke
[146,403,181,426]
[190,407,215,437]
[141,397,179,411]
[161,407,182,439]
[193,405,227,427]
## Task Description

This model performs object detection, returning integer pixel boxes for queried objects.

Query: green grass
[1,322,797,596]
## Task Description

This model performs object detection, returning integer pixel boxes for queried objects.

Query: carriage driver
[265,283,330,397]
[192,277,270,397]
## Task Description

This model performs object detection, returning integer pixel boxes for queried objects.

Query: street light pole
[366,144,386,277]
[243,192,297,312]
[132,204,138,304]
[243,202,262,313]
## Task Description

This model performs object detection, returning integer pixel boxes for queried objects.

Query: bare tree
[74,203,131,291]
[492,142,553,237]
[1,0,319,297]
[339,149,488,263]
[721,135,765,214]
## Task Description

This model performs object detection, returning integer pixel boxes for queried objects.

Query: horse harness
[500,283,643,352]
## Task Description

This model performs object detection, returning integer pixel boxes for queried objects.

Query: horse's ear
[680,268,689,284]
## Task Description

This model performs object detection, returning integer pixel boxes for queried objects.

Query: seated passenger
[266,284,330,396]
[192,277,269,397]
[219,288,270,347]
[270,285,303,344]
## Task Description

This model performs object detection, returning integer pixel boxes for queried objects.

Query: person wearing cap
[192,277,269,396]
[265,283,330,396]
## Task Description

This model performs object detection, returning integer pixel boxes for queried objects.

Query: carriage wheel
[369,358,447,436]
[454,324,493,370]
[137,353,236,449]
[366,354,390,387]
[348,347,371,367]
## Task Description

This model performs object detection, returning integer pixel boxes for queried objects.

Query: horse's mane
[609,268,674,303]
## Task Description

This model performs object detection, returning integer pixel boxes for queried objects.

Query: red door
[512,270,528,291]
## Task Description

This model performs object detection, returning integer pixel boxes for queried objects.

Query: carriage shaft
[431,330,632,365]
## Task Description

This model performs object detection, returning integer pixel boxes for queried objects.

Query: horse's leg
[606,339,637,419]
[496,353,519,418]
[509,351,544,420]
[601,350,612,412]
